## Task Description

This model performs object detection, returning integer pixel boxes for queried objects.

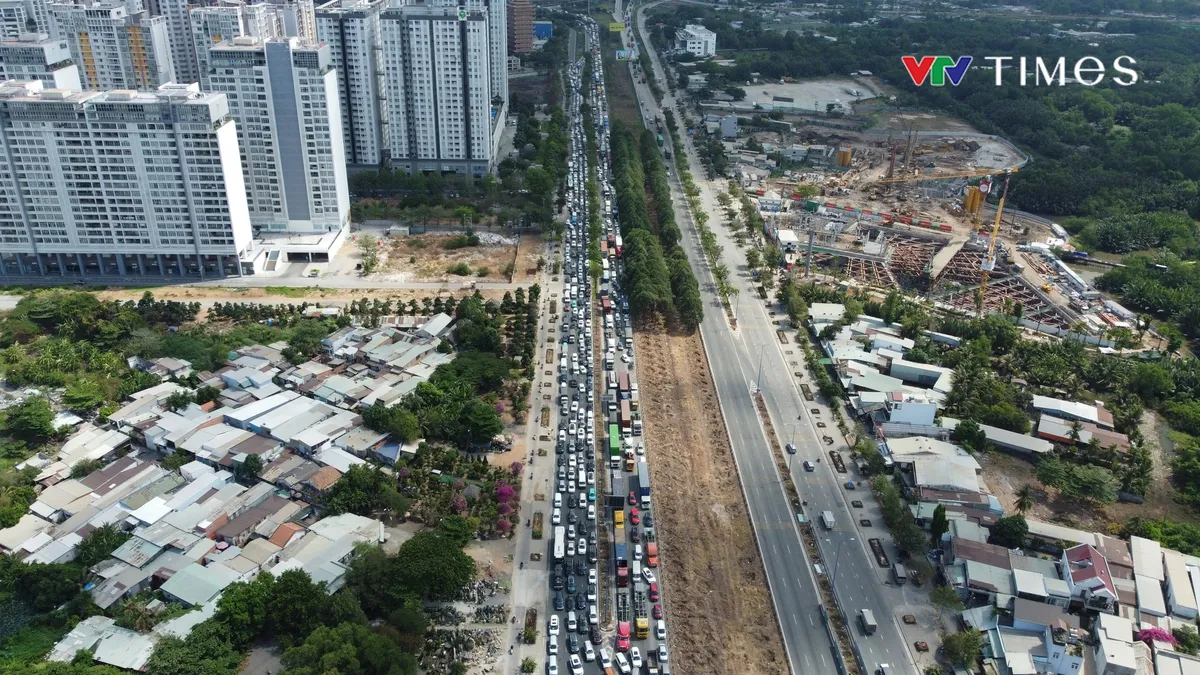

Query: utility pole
[755,344,765,393]
[805,227,815,278]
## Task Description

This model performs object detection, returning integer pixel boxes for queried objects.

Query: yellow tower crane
[978,169,1016,302]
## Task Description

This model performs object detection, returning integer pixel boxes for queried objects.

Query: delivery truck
[636,462,651,508]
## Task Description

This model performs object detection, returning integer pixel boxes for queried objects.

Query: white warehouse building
[207,36,351,262]
[0,80,255,278]
[675,23,715,57]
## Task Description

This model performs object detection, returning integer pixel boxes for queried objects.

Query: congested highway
[542,20,672,675]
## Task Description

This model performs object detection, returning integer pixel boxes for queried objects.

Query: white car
[547,658,558,675]
[656,620,667,640]
[599,649,613,669]
[583,641,596,662]
[636,442,645,456]
[567,542,576,557]
[568,654,584,675]
[658,644,669,663]
[630,647,642,669]
[552,508,562,525]
[633,544,643,560]
[614,652,631,675]
[590,604,599,624]
[589,569,597,586]
[588,504,596,520]
[642,568,656,584]
[548,637,558,655]
[549,614,560,636]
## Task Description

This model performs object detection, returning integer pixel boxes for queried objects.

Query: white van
[554,493,563,508]
[567,611,578,631]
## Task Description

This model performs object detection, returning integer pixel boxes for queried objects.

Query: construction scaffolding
[933,276,1074,329]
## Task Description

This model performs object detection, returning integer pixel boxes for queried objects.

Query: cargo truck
[630,389,640,411]
[608,424,621,468]
[859,609,878,635]
[633,590,649,638]
[615,544,629,587]
[620,400,632,429]
[646,541,658,567]
[624,326,633,348]
[636,462,651,509]
[821,511,835,529]
[618,372,631,396]
[614,235,623,256]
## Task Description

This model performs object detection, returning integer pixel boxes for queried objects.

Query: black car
[575,560,587,576]
[588,530,597,546]
[569,379,578,389]
[552,574,563,590]
[587,545,597,562]
[567,634,580,654]
[644,515,655,529]
[554,591,565,611]
[630,527,640,543]
[574,594,587,610]
[590,625,602,644]
[568,511,578,525]
[566,575,576,594]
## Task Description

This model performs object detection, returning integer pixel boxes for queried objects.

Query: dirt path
[636,324,789,675]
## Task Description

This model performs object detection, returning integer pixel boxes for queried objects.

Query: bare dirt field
[751,78,881,111]
[635,324,789,675]
[380,233,523,283]
[981,411,1197,532]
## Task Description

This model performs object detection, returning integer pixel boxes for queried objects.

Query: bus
[553,525,566,560]
[608,424,621,468]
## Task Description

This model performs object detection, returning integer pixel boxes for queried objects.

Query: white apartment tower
[0,0,51,38]
[206,37,349,242]
[315,0,386,167]
[265,0,313,41]
[478,0,504,104]
[0,33,81,89]
[190,2,280,89]
[157,0,198,84]
[49,3,175,90]
[0,80,254,278]
[380,2,496,175]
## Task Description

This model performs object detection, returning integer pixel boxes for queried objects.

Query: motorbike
[526,519,531,527]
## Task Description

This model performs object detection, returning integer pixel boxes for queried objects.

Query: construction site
[740,124,1102,332]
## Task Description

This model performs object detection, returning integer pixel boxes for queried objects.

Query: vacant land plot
[597,15,641,128]
[981,410,1194,531]
[636,325,789,675]
[750,78,881,111]
[379,232,538,283]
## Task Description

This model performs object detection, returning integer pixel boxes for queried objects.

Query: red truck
[646,541,658,568]
[617,622,631,651]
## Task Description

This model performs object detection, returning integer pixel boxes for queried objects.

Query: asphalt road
[627,6,919,675]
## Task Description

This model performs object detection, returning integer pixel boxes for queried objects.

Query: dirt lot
[635,325,789,675]
[981,410,1198,531]
[378,233,528,283]
[94,286,512,321]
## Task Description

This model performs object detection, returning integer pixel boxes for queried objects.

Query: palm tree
[1015,485,1035,514]
[1068,420,1084,444]
[120,598,157,632]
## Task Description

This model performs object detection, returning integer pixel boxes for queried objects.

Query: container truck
[619,400,632,429]
[636,462,651,509]
[859,609,878,635]
[618,372,631,396]
[624,326,633,348]
[608,424,621,468]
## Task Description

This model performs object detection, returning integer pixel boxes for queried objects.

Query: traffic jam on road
[545,21,670,675]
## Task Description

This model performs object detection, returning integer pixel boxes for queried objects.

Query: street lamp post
[755,344,765,393]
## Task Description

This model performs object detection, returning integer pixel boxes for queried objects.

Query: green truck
[608,424,621,468]
[656,133,664,147]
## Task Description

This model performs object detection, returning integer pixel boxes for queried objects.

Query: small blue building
[533,21,553,40]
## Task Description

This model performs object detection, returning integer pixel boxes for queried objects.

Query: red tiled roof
[1066,544,1115,595]
[269,522,305,548]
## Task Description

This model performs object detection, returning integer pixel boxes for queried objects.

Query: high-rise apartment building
[190,1,280,89]
[315,0,386,167]
[505,0,529,54]
[157,0,197,83]
[478,0,505,104]
[0,80,254,278]
[380,2,495,175]
[264,0,312,41]
[0,32,80,89]
[49,3,174,90]
[0,0,51,38]
[206,37,349,248]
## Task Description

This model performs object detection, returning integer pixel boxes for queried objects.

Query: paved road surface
[628,5,921,674]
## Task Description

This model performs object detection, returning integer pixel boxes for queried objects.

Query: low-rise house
[128,355,193,380]
[1063,543,1118,614]
[1037,416,1131,452]
[48,616,157,671]
[943,537,1015,604]
[1094,613,1139,675]
[885,436,983,493]
[1032,394,1115,430]
[940,417,1054,459]
[160,561,243,607]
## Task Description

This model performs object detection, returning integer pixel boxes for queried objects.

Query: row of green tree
[611,124,704,329]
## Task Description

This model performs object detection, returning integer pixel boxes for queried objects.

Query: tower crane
[978,169,1015,303]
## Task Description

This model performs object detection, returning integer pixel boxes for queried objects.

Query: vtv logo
[901,56,973,86]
